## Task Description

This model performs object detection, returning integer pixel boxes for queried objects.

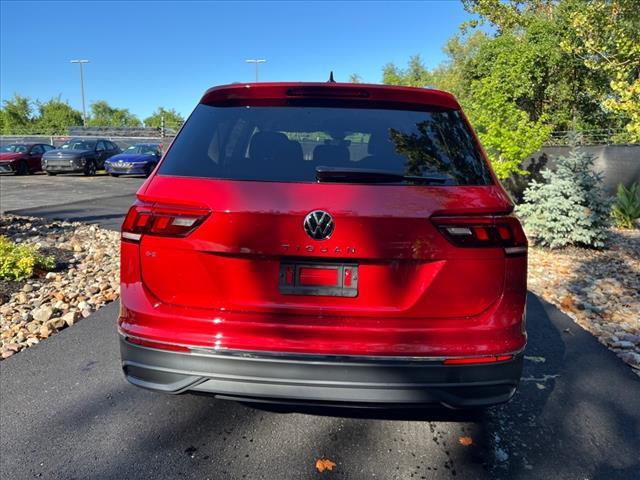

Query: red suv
[118,82,527,408]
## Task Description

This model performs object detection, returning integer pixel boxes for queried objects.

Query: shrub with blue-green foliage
[515,150,611,249]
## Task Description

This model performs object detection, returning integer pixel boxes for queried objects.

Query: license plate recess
[279,262,358,297]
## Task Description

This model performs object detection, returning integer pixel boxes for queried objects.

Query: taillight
[431,215,527,256]
[121,201,210,242]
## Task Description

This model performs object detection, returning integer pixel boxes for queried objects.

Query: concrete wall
[506,144,640,200]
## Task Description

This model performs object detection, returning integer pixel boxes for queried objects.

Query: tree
[462,0,556,32]
[430,30,489,104]
[34,97,83,134]
[349,73,363,83]
[0,95,34,134]
[143,108,184,131]
[377,0,637,179]
[382,55,434,87]
[87,100,141,127]
[560,0,640,142]
[516,150,611,248]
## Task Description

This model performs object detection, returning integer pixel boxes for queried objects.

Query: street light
[70,59,89,127]
[245,59,266,82]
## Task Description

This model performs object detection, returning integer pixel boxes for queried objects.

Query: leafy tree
[560,0,640,142]
[34,97,83,134]
[0,95,34,134]
[382,55,434,87]
[143,107,184,131]
[380,0,637,179]
[349,73,363,83]
[430,30,489,104]
[462,0,556,31]
[88,100,141,127]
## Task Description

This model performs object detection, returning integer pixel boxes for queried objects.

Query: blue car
[104,143,162,177]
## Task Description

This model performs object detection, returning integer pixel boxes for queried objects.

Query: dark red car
[118,82,528,409]
[0,143,55,175]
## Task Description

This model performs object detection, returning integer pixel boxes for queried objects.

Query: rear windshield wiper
[315,166,448,185]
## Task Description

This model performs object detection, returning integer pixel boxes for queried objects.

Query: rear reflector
[431,214,527,255]
[443,355,513,365]
[126,337,189,352]
[121,201,210,241]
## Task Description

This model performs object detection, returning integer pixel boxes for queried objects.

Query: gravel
[0,215,120,359]
[527,229,640,375]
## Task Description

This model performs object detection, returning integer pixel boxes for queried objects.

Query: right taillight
[431,214,527,256]
[121,201,210,242]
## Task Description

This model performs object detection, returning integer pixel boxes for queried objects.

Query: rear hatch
[127,85,517,321]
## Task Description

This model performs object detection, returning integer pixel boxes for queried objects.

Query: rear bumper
[119,335,524,408]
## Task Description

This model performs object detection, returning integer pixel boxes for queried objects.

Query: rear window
[159,104,492,185]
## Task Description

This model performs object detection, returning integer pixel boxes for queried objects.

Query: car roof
[200,82,460,110]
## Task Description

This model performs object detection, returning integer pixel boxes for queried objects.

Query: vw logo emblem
[303,210,334,240]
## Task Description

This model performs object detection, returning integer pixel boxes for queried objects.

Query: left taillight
[121,201,210,242]
[431,214,527,256]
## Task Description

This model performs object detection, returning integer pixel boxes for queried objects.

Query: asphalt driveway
[1,174,639,479]
[2,296,638,480]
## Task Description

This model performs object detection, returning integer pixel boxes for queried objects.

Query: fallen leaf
[315,458,336,472]
[458,436,473,446]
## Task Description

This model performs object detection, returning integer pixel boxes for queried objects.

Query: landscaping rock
[0,215,120,360]
[527,228,640,377]
[31,306,53,323]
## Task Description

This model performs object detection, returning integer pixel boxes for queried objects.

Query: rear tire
[46,171,57,176]
[15,161,28,176]
[83,160,97,176]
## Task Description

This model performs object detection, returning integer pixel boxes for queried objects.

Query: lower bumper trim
[120,337,523,408]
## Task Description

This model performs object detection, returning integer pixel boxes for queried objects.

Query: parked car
[118,82,528,409]
[104,143,162,177]
[0,143,55,175]
[41,138,121,176]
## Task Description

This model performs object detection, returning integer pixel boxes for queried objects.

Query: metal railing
[0,134,174,150]
[544,129,632,146]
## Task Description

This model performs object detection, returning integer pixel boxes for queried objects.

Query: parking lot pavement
[1,295,639,480]
[0,172,143,229]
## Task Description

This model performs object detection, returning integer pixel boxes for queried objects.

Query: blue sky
[0,0,473,120]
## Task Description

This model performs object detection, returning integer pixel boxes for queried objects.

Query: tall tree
[34,97,83,134]
[143,108,184,131]
[88,100,141,127]
[560,0,640,141]
[382,55,434,87]
[0,95,34,134]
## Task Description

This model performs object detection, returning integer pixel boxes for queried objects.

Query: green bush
[611,182,640,229]
[515,150,611,249]
[0,236,55,281]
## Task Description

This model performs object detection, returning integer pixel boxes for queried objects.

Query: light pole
[70,59,89,127]
[245,59,266,82]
